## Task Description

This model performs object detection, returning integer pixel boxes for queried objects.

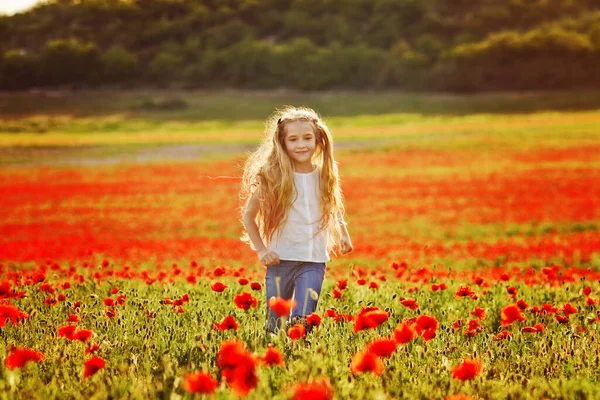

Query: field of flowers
[1,110,600,399]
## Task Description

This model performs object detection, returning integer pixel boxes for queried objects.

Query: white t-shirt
[267,166,330,263]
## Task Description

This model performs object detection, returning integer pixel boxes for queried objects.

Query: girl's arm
[242,193,280,266]
[338,211,353,254]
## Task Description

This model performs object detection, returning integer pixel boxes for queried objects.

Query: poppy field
[1,108,600,399]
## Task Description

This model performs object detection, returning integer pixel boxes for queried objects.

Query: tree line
[1,0,600,91]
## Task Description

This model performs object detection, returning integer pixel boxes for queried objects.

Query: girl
[240,106,353,334]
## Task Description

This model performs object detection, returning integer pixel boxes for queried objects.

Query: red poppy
[451,358,482,381]
[58,325,77,340]
[238,278,249,285]
[354,307,389,333]
[291,378,334,400]
[516,299,529,310]
[0,304,28,328]
[66,314,80,323]
[104,298,115,307]
[583,286,592,296]
[4,347,44,369]
[324,309,337,318]
[368,281,379,290]
[465,319,482,337]
[400,297,419,310]
[234,292,258,310]
[563,303,578,316]
[334,313,354,323]
[306,313,322,327]
[183,371,218,395]
[453,319,464,330]
[445,395,474,400]
[288,324,306,340]
[74,329,94,342]
[268,297,296,318]
[586,296,597,306]
[110,286,119,295]
[455,286,476,298]
[366,337,398,358]
[394,322,416,344]
[336,280,348,290]
[500,304,526,327]
[470,306,486,320]
[105,308,117,318]
[414,315,439,341]
[217,339,257,396]
[507,286,517,297]
[211,282,228,292]
[556,315,569,324]
[83,356,105,378]
[350,350,384,376]
[250,282,262,291]
[494,331,512,341]
[214,315,239,331]
[332,288,343,299]
[261,344,284,367]
[357,279,367,285]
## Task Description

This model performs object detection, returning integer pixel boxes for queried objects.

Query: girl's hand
[340,235,353,255]
[258,250,280,267]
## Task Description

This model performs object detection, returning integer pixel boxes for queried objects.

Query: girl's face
[283,120,317,169]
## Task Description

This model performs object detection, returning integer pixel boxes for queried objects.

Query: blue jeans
[264,260,326,333]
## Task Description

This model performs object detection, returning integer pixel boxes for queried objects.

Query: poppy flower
[103,298,115,307]
[400,297,419,310]
[250,282,262,291]
[368,281,379,290]
[261,344,284,367]
[306,313,322,327]
[334,313,354,323]
[414,315,439,341]
[214,315,239,331]
[445,395,473,400]
[238,278,249,285]
[332,288,343,299]
[350,350,384,376]
[183,371,218,395]
[494,331,512,341]
[394,322,416,344]
[288,324,306,340]
[234,292,258,310]
[451,358,482,381]
[500,304,526,327]
[4,347,44,369]
[556,315,569,324]
[211,282,228,292]
[563,303,578,316]
[357,279,367,285]
[74,329,94,342]
[354,307,389,333]
[58,325,77,340]
[217,339,257,396]
[66,314,80,323]
[455,286,475,298]
[453,319,464,330]
[583,286,592,296]
[0,304,28,327]
[117,295,126,306]
[105,309,117,318]
[366,337,398,358]
[110,286,119,295]
[507,286,517,297]
[336,280,348,290]
[268,297,296,318]
[516,299,529,310]
[324,309,337,318]
[470,306,486,320]
[83,356,105,378]
[464,320,482,337]
[291,378,334,400]
[586,296,597,306]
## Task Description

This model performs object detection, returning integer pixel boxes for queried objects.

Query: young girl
[240,106,353,334]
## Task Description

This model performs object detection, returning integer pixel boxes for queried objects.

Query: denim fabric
[264,259,326,333]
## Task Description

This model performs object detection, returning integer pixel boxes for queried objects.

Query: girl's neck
[293,161,316,174]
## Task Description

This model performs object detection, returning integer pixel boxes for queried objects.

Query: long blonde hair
[239,105,346,256]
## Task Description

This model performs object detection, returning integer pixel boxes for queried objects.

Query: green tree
[100,45,139,82]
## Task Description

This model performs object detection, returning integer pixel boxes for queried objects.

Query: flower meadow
[1,129,600,399]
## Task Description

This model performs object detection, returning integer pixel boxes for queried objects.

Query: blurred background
[1,0,600,92]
